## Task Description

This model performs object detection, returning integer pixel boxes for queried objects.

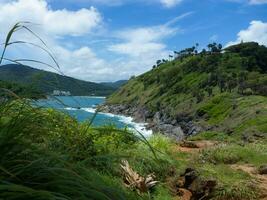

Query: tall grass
[0,22,175,200]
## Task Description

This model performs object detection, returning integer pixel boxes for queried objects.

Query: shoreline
[99,104,204,141]
[64,106,153,137]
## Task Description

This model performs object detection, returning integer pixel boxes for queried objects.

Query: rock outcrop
[100,104,203,141]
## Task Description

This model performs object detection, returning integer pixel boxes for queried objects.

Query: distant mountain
[0,80,44,99]
[101,80,128,89]
[0,64,115,96]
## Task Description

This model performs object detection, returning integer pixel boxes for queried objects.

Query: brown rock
[177,188,192,200]
[178,168,217,200]
[177,176,185,188]
[259,165,267,175]
[180,141,199,148]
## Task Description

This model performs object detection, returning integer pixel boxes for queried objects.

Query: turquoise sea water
[35,96,152,136]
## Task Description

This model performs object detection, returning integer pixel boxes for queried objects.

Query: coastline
[64,106,153,137]
[99,104,204,141]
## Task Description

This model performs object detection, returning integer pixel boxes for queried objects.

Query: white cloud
[249,0,267,4]
[0,0,110,82]
[227,20,267,46]
[226,0,267,4]
[0,0,102,36]
[48,0,185,8]
[107,24,179,78]
[160,0,184,7]
[0,0,187,82]
[109,25,177,57]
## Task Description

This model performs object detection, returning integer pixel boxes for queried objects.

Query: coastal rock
[157,124,185,141]
[100,104,203,141]
[181,121,202,136]
[153,112,162,124]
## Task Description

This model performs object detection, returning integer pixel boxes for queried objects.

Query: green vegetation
[0,80,44,99]
[197,164,258,200]
[4,100,263,199]
[200,143,267,166]
[1,22,266,199]
[0,64,115,96]
[108,42,267,140]
[0,100,180,200]
[105,42,267,199]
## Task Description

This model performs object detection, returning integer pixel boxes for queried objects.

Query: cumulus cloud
[0,0,101,36]
[107,23,180,76]
[0,0,110,81]
[227,21,267,46]
[0,0,186,82]
[109,25,177,57]
[48,0,185,8]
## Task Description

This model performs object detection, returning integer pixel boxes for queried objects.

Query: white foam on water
[87,96,106,99]
[65,107,78,111]
[81,107,97,113]
[101,113,153,138]
[65,106,153,137]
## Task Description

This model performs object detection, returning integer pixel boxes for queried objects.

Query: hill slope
[0,64,115,96]
[105,42,267,140]
[101,80,128,89]
[0,80,44,99]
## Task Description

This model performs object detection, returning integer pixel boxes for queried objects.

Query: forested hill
[107,42,267,139]
[0,64,115,96]
[101,80,128,89]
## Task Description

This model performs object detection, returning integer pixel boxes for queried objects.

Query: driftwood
[120,160,158,193]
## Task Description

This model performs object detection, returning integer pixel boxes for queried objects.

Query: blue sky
[0,0,267,82]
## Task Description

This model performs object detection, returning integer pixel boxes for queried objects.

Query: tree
[237,71,248,95]
[226,75,237,93]
[218,43,223,51]
[156,60,161,66]
[217,72,227,93]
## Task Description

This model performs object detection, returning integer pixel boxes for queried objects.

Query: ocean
[34,96,152,137]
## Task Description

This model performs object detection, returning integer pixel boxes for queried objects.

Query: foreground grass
[0,99,266,200]
[0,100,180,200]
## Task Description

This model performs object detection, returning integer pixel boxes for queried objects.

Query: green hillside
[0,64,115,96]
[107,42,267,140]
[101,80,128,89]
[0,80,44,99]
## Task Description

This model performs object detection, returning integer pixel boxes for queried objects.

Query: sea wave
[81,107,97,113]
[113,114,153,137]
[87,96,106,99]
[64,106,152,137]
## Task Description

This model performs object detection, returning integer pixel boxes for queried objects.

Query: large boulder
[177,168,217,200]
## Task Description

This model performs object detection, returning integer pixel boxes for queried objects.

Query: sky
[0,0,266,82]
